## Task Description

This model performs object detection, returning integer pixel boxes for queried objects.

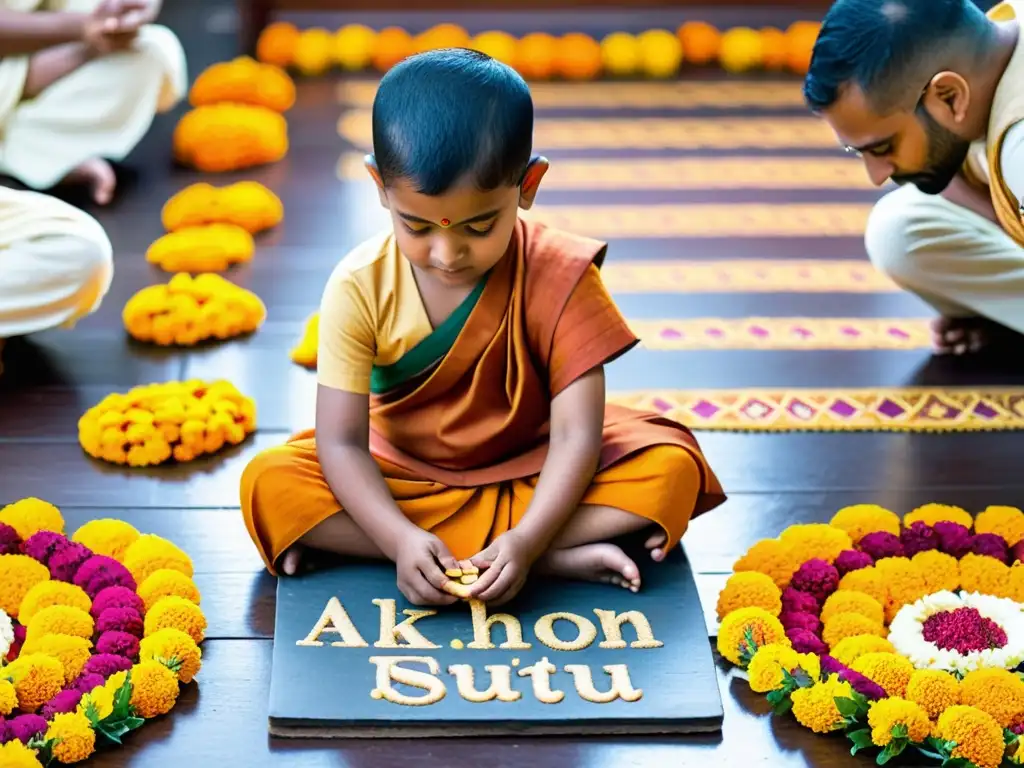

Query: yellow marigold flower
[189,55,296,113]
[906,669,960,721]
[746,643,802,693]
[144,595,207,645]
[139,627,202,684]
[25,604,93,644]
[0,678,17,715]
[873,557,928,621]
[0,497,64,539]
[715,571,781,621]
[732,538,801,589]
[21,634,92,682]
[796,652,821,682]
[866,697,931,746]
[129,660,180,718]
[45,711,96,764]
[850,652,915,698]
[293,27,334,76]
[975,505,1024,546]
[838,566,889,608]
[829,503,901,544]
[831,634,897,667]
[72,518,141,562]
[103,669,128,698]
[959,552,1012,598]
[172,103,289,173]
[820,589,884,625]
[0,555,50,619]
[790,674,852,733]
[959,668,1024,728]
[0,740,44,768]
[1008,563,1024,603]
[3,653,65,713]
[145,223,255,273]
[137,568,201,614]
[904,503,973,529]
[935,705,1005,768]
[911,550,960,594]
[290,311,319,368]
[822,612,887,649]
[256,21,300,67]
[77,684,114,721]
[779,523,852,564]
[18,581,91,626]
[162,181,284,235]
[715,606,789,667]
[123,534,194,585]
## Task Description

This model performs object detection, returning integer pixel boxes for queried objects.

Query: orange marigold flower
[0,497,64,539]
[959,552,1012,598]
[822,612,887,649]
[21,633,93,682]
[25,604,93,644]
[866,697,931,746]
[0,555,50,619]
[790,674,852,733]
[732,538,801,589]
[904,503,973,529]
[829,503,901,544]
[189,55,296,113]
[820,589,884,625]
[0,740,44,767]
[71,518,140,562]
[779,523,852,564]
[139,627,202,684]
[144,595,207,645]
[716,571,781,620]
[850,652,914,698]
[838,566,889,608]
[137,569,201,614]
[173,103,288,173]
[959,668,1024,728]
[974,505,1024,546]
[290,311,319,368]
[45,711,96,763]
[256,21,300,67]
[873,557,928,621]
[906,669,961,721]
[0,678,16,715]
[715,606,789,667]
[129,660,181,718]
[3,653,65,713]
[910,550,960,594]
[935,705,1005,768]
[162,181,283,235]
[830,635,897,667]
[1008,562,1024,603]
[145,224,255,273]
[123,534,194,585]
[18,580,91,626]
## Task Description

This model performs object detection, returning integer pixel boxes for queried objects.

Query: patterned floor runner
[632,318,931,350]
[600,260,896,292]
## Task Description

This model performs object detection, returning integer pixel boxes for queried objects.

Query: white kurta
[0,0,187,189]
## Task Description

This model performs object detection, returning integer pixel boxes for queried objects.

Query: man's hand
[82,0,153,55]
[467,529,540,605]
[394,529,460,606]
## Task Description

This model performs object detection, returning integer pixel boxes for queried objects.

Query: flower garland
[0,497,205,766]
[717,503,1024,768]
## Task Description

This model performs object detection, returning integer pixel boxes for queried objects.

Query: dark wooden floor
[3,2,1024,766]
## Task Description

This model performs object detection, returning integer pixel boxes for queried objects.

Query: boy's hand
[82,0,150,54]
[467,529,539,605]
[395,529,460,607]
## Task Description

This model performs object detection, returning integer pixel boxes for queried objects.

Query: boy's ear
[364,154,389,208]
[518,156,549,210]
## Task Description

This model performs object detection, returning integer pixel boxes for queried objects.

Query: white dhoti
[864,184,1024,335]
[0,1,187,190]
[0,185,112,338]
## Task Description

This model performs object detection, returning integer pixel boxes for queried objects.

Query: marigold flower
[835,549,873,576]
[959,552,1012,598]
[129,660,180,718]
[910,549,960,594]
[0,679,16,716]
[829,503,901,544]
[0,555,50,619]
[975,505,1024,547]
[850,652,915,698]
[0,522,21,555]
[959,668,1024,727]
[715,571,781,620]
[25,605,93,644]
[838,566,889,608]
[90,586,144,619]
[45,711,95,764]
[137,569,201,614]
[830,634,897,667]
[96,607,143,638]
[173,103,289,173]
[0,498,64,540]
[900,521,940,556]
[822,612,886,649]
[0,740,44,767]
[716,607,789,666]
[787,628,827,655]
[144,596,207,645]
[82,653,132,680]
[71,519,139,562]
[20,634,92,682]
[72,555,136,598]
[77,684,114,721]
[162,181,284,235]
[745,643,802,693]
[779,523,852,564]
[3,653,65,713]
[780,588,820,615]
[790,674,852,733]
[866,697,931,746]
[145,223,255,274]
[819,654,887,699]
[970,532,1010,563]
[934,520,973,557]
[790,558,840,603]
[123,535,194,585]
[96,630,140,660]
[935,705,1005,768]
[290,311,319,367]
[873,557,928,621]
[256,20,300,66]
[189,55,296,112]
[732,538,801,589]
[40,689,82,720]
[905,669,960,720]
[139,627,202,684]
[905,503,973,529]
[858,531,905,560]
[18,582,91,627]
[820,589,884,626]
[103,669,127,696]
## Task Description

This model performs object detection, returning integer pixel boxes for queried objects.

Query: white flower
[0,609,12,660]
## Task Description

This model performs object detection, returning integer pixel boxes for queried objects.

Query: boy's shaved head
[371,48,535,195]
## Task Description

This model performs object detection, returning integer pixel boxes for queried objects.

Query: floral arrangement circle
[0,497,205,766]
[77,380,257,467]
[717,503,1024,768]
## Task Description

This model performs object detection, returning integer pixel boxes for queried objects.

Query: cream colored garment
[0,0,187,189]
[0,185,112,337]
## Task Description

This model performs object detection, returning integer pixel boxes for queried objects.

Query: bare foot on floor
[61,158,116,205]
[645,529,668,562]
[931,317,989,355]
[280,545,305,576]
[539,542,641,592]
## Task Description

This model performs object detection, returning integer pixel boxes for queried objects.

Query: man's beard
[892,104,972,195]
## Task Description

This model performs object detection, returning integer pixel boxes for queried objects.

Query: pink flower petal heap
[835,549,873,575]
[96,629,141,658]
[933,521,972,557]
[858,531,904,560]
[969,533,1009,563]
[0,522,20,555]
[95,606,144,637]
[921,607,1008,654]
[781,587,820,615]
[73,554,137,597]
[900,521,939,556]
[789,558,839,603]
[90,585,145,619]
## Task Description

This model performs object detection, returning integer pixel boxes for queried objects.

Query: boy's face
[368,158,547,288]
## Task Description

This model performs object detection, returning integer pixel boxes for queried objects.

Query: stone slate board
[269,541,724,738]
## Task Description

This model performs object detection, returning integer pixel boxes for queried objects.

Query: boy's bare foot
[930,316,988,355]
[539,542,641,592]
[61,158,117,205]
[644,528,668,562]
[280,544,305,576]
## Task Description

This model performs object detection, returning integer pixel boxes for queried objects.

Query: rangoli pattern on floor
[632,318,931,350]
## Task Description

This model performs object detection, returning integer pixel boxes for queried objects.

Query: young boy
[240,48,725,607]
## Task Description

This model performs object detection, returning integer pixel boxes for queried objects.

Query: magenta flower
[780,611,822,635]
[934,521,972,558]
[781,587,821,615]
[6,623,26,662]
[859,531,904,560]
[820,655,888,700]
[90,585,144,619]
[82,653,133,679]
[0,522,20,555]
[73,555,136,598]
[96,630,140,660]
[95,607,144,638]
[835,549,873,576]
[787,628,828,655]
[71,673,106,695]
[48,542,94,583]
[922,607,1008,653]
[40,689,83,720]
[790,558,840,603]
[5,714,46,744]
[0,718,7,745]
[1013,540,1024,565]
[20,531,71,566]
[1011,722,1024,736]
[969,533,1009,564]
[900,521,939,557]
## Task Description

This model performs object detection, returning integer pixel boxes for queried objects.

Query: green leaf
[835,696,861,717]
[95,715,145,746]
[738,626,759,667]
[941,759,971,768]
[790,668,815,689]
[847,728,874,756]
[82,699,101,729]
[155,654,184,674]
[891,723,908,740]
[26,735,56,766]
[111,669,134,719]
